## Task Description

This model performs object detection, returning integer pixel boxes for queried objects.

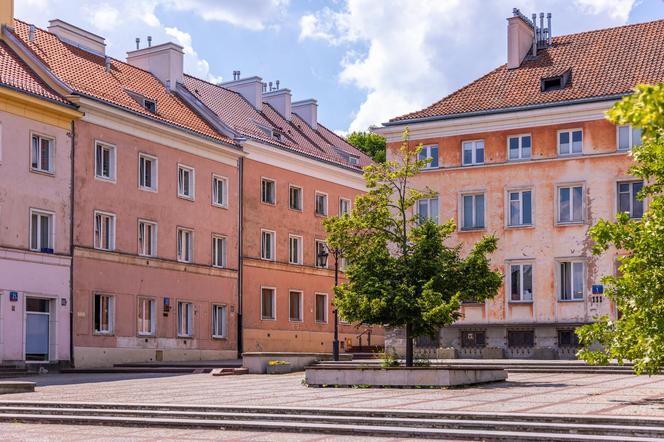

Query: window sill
[315,213,328,218]
[557,152,584,158]
[212,264,226,269]
[260,201,276,207]
[505,224,535,230]
[288,207,303,213]
[177,259,193,264]
[94,247,116,252]
[315,321,329,325]
[177,194,195,202]
[260,257,276,262]
[138,253,157,259]
[461,163,485,167]
[507,158,532,163]
[177,335,194,339]
[558,298,584,303]
[289,319,304,323]
[212,202,228,209]
[509,300,534,304]
[94,175,116,184]
[555,221,585,227]
[211,335,227,340]
[137,333,155,338]
[261,317,277,321]
[459,227,486,232]
[93,332,114,336]
[30,168,55,177]
[139,186,158,193]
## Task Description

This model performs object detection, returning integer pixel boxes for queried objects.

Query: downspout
[237,156,244,357]
[68,120,75,368]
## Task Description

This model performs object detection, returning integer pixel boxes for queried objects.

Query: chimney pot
[135,37,140,50]
[147,36,152,47]
[220,75,263,110]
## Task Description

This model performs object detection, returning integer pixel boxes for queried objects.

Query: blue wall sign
[9,291,18,302]
[592,284,604,294]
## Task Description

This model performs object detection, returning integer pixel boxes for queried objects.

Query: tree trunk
[405,322,413,367]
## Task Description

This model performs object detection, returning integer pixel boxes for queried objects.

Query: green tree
[347,130,387,163]
[577,83,664,375]
[324,129,502,367]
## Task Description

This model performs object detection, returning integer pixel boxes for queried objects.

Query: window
[315,192,328,216]
[315,293,328,323]
[138,220,157,257]
[557,185,584,223]
[30,210,54,252]
[617,181,644,219]
[95,142,115,181]
[31,134,54,173]
[137,297,155,335]
[419,144,439,168]
[261,287,276,320]
[417,197,439,224]
[212,304,227,338]
[508,135,531,161]
[139,154,157,191]
[94,211,115,251]
[510,263,533,302]
[93,293,113,334]
[461,331,486,348]
[508,190,532,226]
[558,129,583,155]
[558,329,580,348]
[462,140,484,166]
[507,330,534,347]
[212,235,226,268]
[617,125,643,151]
[261,230,275,261]
[212,175,227,207]
[261,178,276,204]
[289,291,303,322]
[461,193,485,230]
[178,165,195,199]
[143,98,157,113]
[315,240,328,268]
[559,260,584,301]
[349,155,360,166]
[289,235,302,265]
[176,228,193,263]
[177,301,193,337]
[339,198,351,216]
[289,185,302,211]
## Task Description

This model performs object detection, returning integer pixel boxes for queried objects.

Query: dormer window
[143,98,157,113]
[126,89,158,114]
[349,155,359,166]
[541,69,572,92]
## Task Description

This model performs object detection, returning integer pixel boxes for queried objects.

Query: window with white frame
[138,220,157,257]
[178,165,194,199]
[315,293,328,323]
[289,185,302,211]
[94,211,115,251]
[31,134,54,174]
[617,181,644,219]
[93,293,113,334]
[212,175,227,207]
[508,135,531,161]
[617,125,642,151]
[349,155,360,166]
[261,178,276,204]
[419,144,439,168]
[289,290,303,322]
[510,263,533,302]
[417,197,439,224]
[462,140,484,166]
[30,209,54,252]
[261,287,276,320]
[508,190,533,227]
[137,297,156,335]
[557,185,584,223]
[559,260,584,301]
[95,142,115,181]
[211,304,227,338]
[315,192,328,216]
[261,230,275,261]
[558,129,583,155]
[177,301,193,336]
[289,235,303,265]
[339,198,351,216]
[212,235,226,268]
[177,228,193,263]
[461,193,485,230]
[315,240,328,268]
[139,154,157,191]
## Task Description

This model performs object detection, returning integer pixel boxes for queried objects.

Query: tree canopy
[346,130,387,163]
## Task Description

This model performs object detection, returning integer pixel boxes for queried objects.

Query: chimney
[47,19,106,56]
[0,0,14,29]
[220,75,263,110]
[263,88,292,121]
[292,99,318,130]
[506,9,534,69]
[126,42,184,91]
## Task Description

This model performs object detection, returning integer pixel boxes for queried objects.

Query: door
[25,298,50,362]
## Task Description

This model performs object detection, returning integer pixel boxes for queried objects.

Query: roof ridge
[551,17,664,42]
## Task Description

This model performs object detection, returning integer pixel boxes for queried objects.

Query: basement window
[541,68,572,92]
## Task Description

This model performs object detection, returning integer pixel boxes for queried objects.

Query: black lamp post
[317,244,340,361]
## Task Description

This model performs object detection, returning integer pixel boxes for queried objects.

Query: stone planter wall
[266,363,291,374]
[242,352,353,374]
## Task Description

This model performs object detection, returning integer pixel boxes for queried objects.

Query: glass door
[25,298,50,362]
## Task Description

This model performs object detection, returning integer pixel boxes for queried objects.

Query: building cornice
[0,86,81,128]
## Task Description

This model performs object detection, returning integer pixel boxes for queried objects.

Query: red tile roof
[12,20,235,145]
[389,19,664,124]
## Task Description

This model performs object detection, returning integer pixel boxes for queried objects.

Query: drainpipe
[68,120,75,368]
[236,156,244,357]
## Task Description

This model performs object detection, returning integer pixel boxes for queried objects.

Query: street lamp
[317,244,340,361]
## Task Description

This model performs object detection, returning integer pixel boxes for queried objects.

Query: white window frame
[419,144,439,169]
[288,290,304,322]
[506,188,534,227]
[289,185,303,211]
[557,259,585,301]
[288,234,303,265]
[94,141,116,182]
[212,234,227,268]
[617,180,645,219]
[315,239,328,269]
[315,292,328,324]
[261,177,276,205]
[417,197,439,224]
[460,192,486,231]
[137,297,156,336]
[212,174,228,208]
[177,164,195,200]
[30,132,54,174]
[507,134,532,161]
[93,293,114,335]
[138,219,157,257]
[557,129,583,156]
[211,304,227,338]
[339,197,351,216]
[508,261,534,303]
[260,286,276,320]
[462,140,484,166]
[556,183,585,224]
[29,208,55,252]
[315,191,328,216]
[176,227,193,263]
[93,211,116,251]
[349,155,360,166]
[177,301,194,337]
[260,229,276,261]
[616,124,642,151]
[138,153,158,192]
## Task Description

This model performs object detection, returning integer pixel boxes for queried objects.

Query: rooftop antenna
[547,13,552,45]
[531,13,537,57]
[262,82,267,92]
[268,81,273,91]
[135,37,140,50]
[147,36,152,47]
[104,56,111,73]
[275,80,280,90]
[28,24,35,42]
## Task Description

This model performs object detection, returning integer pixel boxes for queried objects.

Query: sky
[15,0,664,134]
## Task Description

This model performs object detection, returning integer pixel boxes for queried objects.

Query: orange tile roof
[389,19,664,124]
[12,20,235,145]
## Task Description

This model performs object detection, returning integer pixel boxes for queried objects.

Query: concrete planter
[242,352,353,374]
[0,382,35,394]
[266,362,291,374]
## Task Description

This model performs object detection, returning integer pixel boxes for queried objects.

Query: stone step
[115,360,242,369]
[60,367,213,374]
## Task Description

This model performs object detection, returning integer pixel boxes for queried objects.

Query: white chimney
[292,99,318,130]
[219,76,263,110]
[506,10,534,69]
[263,88,292,120]
[126,42,184,91]
[47,19,106,56]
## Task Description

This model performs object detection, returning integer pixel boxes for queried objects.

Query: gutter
[68,120,75,368]
[237,157,244,356]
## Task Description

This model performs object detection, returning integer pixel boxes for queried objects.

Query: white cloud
[83,3,120,32]
[162,0,290,31]
[164,26,223,83]
[574,0,635,20]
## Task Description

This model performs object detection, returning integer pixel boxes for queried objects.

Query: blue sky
[16,0,664,134]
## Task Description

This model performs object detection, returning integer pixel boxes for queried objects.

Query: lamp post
[317,244,340,361]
